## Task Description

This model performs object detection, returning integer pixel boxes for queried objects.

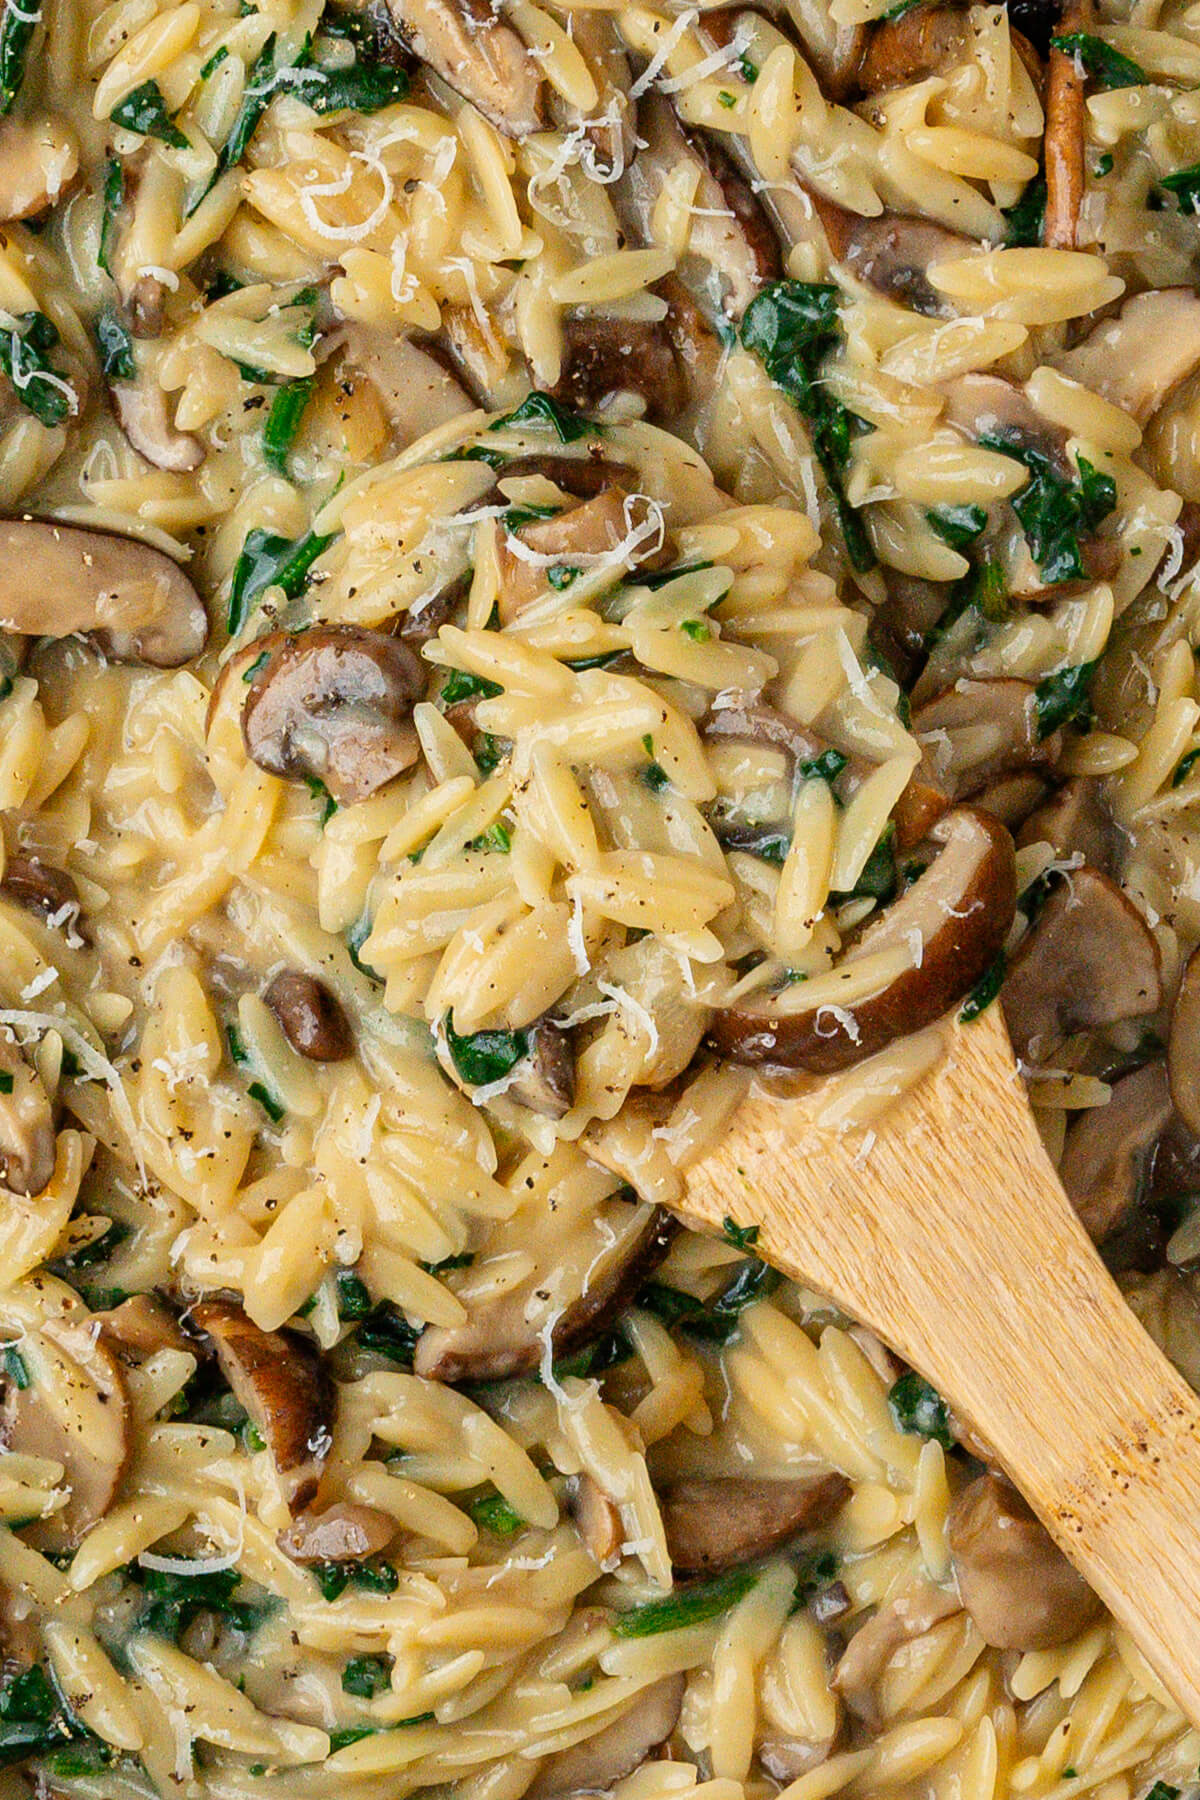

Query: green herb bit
[1159,160,1200,212]
[0,312,75,429]
[798,748,848,786]
[1002,174,1046,247]
[888,1369,954,1448]
[639,1257,780,1345]
[1173,747,1200,788]
[336,1269,373,1319]
[227,526,333,634]
[980,435,1115,586]
[959,952,1006,1022]
[926,503,988,550]
[1034,660,1097,739]
[793,1548,841,1608]
[110,79,189,147]
[226,1021,249,1066]
[469,821,511,854]
[98,157,124,278]
[740,281,874,573]
[638,561,714,591]
[1142,1784,1180,1800]
[1050,31,1147,89]
[0,0,36,116]
[329,1724,375,1750]
[356,1303,418,1367]
[469,1490,526,1535]
[200,43,230,78]
[717,89,736,107]
[1094,152,1114,177]
[441,668,502,705]
[96,309,135,382]
[444,1015,528,1087]
[263,375,316,476]
[546,563,579,590]
[642,761,669,793]
[3,1344,28,1389]
[138,1566,259,1642]
[342,1654,392,1698]
[304,773,337,825]
[421,1251,474,1274]
[248,1080,286,1124]
[0,1071,11,1096]
[243,1419,266,1452]
[488,391,596,443]
[284,58,409,115]
[721,1217,760,1252]
[613,1567,758,1638]
[680,618,711,641]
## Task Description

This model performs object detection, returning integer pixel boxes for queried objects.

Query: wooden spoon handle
[681,1007,1200,1723]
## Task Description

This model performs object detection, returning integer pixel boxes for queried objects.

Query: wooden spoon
[679,1003,1200,1724]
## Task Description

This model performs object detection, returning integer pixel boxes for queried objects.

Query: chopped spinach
[1160,161,1200,213]
[926,504,988,550]
[3,1344,28,1389]
[96,309,135,381]
[263,375,316,475]
[336,1269,373,1319]
[0,1070,12,1095]
[110,79,189,147]
[980,434,1115,586]
[314,1558,398,1601]
[208,32,291,190]
[0,0,36,115]
[793,1548,842,1609]
[469,1491,526,1535]
[0,312,75,428]
[613,1567,758,1638]
[98,157,124,278]
[285,58,410,114]
[488,391,595,443]
[227,526,333,634]
[888,1370,953,1449]
[639,1256,780,1345]
[1034,660,1097,738]
[550,1330,630,1380]
[441,668,502,704]
[721,1217,760,1252]
[137,1566,260,1641]
[1002,174,1046,247]
[740,281,874,573]
[248,1079,285,1123]
[355,1303,418,1367]
[638,560,715,591]
[444,1016,528,1087]
[53,1218,128,1272]
[342,1654,392,1698]
[1050,31,1147,88]
[1142,1784,1181,1800]
[0,1666,107,1771]
[1173,747,1200,788]
[799,748,848,786]
[959,952,1006,1022]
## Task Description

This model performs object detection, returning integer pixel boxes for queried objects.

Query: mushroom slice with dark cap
[2,1318,131,1549]
[498,485,672,624]
[709,807,1017,1074]
[240,626,425,805]
[1169,946,1200,1137]
[0,856,85,939]
[813,196,976,318]
[98,1292,194,1361]
[1058,1062,1173,1246]
[659,1472,850,1577]
[0,520,207,667]
[1016,776,1122,876]
[525,1674,685,1800]
[1045,2,1088,250]
[0,1035,56,1198]
[336,324,475,444]
[615,93,779,327]
[1002,867,1162,1062]
[111,372,204,474]
[278,1501,397,1563]
[856,6,972,93]
[500,455,637,500]
[941,373,1071,469]
[189,1299,335,1512]
[569,1473,623,1568]
[415,1202,675,1384]
[265,971,354,1063]
[503,1020,575,1120]
[948,1473,1101,1650]
[379,0,542,135]
[833,1581,961,1723]
[896,678,1061,846]
[1055,289,1200,426]
[551,314,686,423]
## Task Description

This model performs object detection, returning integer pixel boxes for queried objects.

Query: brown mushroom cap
[383,0,542,134]
[660,1473,850,1577]
[525,1674,685,1800]
[709,806,1017,1073]
[111,375,204,474]
[0,856,85,938]
[278,1502,397,1564]
[551,315,686,423]
[2,1320,131,1549]
[336,324,475,445]
[98,1292,194,1361]
[1002,868,1163,1062]
[1045,6,1087,251]
[815,200,975,317]
[1059,1062,1174,1245]
[1056,289,1200,424]
[498,486,671,624]
[414,1204,675,1385]
[0,520,207,667]
[1016,776,1122,876]
[189,1299,334,1511]
[240,626,425,805]
[569,1473,624,1568]
[0,1035,56,1198]
[264,970,354,1063]
[1169,945,1200,1137]
[948,1473,1102,1651]
[913,679,1058,801]
[504,1019,575,1120]
[856,6,969,93]
[833,1581,961,1723]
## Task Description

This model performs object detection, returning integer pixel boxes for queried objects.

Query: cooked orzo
[0,0,1197,1796]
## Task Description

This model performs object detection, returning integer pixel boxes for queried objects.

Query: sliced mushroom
[337,325,475,445]
[1169,946,1200,1137]
[0,521,206,667]
[505,1019,575,1120]
[0,1035,56,1198]
[525,1673,685,1800]
[569,1473,623,1568]
[501,455,637,500]
[498,485,671,623]
[709,807,1017,1073]
[0,856,85,936]
[857,6,971,94]
[241,626,425,805]
[1,1319,131,1549]
[1016,777,1121,876]
[547,11,635,178]
[264,970,354,1063]
[660,1472,850,1577]
[616,94,778,326]
[127,273,167,341]
[278,1501,397,1563]
[111,373,204,473]
[660,277,726,430]
[189,1299,334,1511]
[1056,289,1200,425]
[815,197,975,318]
[948,1473,1101,1650]
[898,679,1060,844]
[703,700,827,848]
[380,0,542,135]
[1044,4,1088,250]
[1002,868,1162,1062]
[552,315,686,422]
[0,117,78,223]
[414,1203,675,1384]
[970,771,1050,832]
[942,373,1070,469]
[97,1292,194,1360]
[1059,1062,1173,1245]
[833,1580,960,1723]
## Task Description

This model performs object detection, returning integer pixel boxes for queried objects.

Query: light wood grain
[680,1003,1200,1725]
